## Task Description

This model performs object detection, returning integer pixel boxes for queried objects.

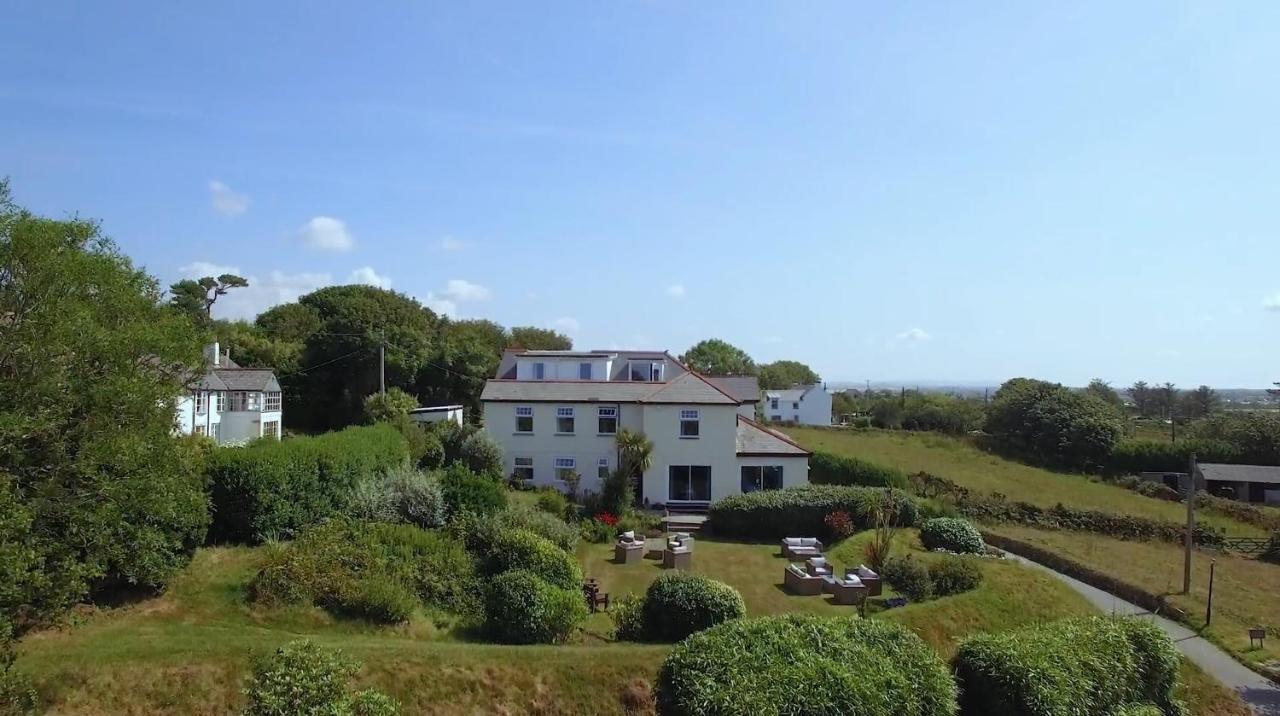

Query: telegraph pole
[1183,452,1197,595]
[379,328,386,395]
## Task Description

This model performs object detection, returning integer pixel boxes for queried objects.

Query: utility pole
[379,327,386,395]
[1205,559,1216,626]
[1183,452,1197,595]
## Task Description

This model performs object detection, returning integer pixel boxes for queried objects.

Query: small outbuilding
[408,405,464,426]
[1194,463,1280,505]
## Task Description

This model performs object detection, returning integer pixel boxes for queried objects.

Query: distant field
[784,427,1266,536]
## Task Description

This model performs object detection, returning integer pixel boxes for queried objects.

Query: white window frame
[679,408,700,438]
[215,391,225,412]
[597,406,618,435]
[628,360,664,382]
[513,456,534,481]
[194,392,207,414]
[193,424,206,436]
[554,457,577,482]
[515,406,534,433]
[770,398,779,409]
[265,391,281,411]
[262,420,280,439]
[597,457,610,480]
[556,406,575,434]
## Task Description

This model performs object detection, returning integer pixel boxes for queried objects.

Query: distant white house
[480,349,809,507]
[409,404,464,426]
[762,384,832,426]
[174,343,284,444]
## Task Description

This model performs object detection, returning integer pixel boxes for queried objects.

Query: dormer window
[579,362,592,380]
[533,362,546,380]
[629,360,664,382]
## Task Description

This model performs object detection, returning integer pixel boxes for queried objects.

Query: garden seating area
[780,537,824,559]
[612,530,694,570]
[778,535,880,607]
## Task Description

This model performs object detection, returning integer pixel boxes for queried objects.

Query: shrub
[809,451,908,489]
[242,640,399,716]
[483,569,587,644]
[954,616,1185,716]
[459,431,504,477]
[580,518,615,543]
[481,529,582,590]
[928,556,983,596]
[208,424,409,543]
[349,475,399,523]
[637,573,745,642]
[655,615,956,716]
[333,575,417,623]
[0,622,35,716]
[535,490,571,519]
[1111,706,1164,716]
[882,554,932,601]
[363,522,480,620]
[492,505,579,552]
[611,593,646,641]
[984,378,1123,470]
[823,511,855,540]
[417,431,445,470]
[710,486,918,540]
[440,465,507,518]
[1106,438,1239,475]
[385,467,445,528]
[919,517,985,554]
[363,388,417,424]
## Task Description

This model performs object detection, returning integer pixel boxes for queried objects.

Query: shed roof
[1197,463,1280,485]
[736,415,811,456]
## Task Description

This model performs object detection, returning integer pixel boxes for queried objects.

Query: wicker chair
[846,565,882,597]
[830,575,869,606]
[614,540,645,564]
[663,546,692,570]
[783,564,824,595]
[780,537,824,560]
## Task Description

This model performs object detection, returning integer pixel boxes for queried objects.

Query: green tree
[1128,381,1152,417]
[679,339,756,376]
[363,387,419,424]
[168,273,248,324]
[758,360,820,390]
[1084,378,1123,410]
[603,429,654,512]
[1179,385,1220,419]
[508,326,572,350]
[985,378,1124,469]
[0,181,210,632]
[417,319,503,420]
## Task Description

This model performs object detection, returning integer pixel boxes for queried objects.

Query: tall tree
[508,326,572,351]
[679,338,757,376]
[1128,381,1152,416]
[1156,382,1178,419]
[1084,378,1123,410]
[168,274,248,324]
[1180,385,1220,419]
[0,181,209,631]
[1268,382,1280,402]
[417,319,505,419]
[759,360,821,389]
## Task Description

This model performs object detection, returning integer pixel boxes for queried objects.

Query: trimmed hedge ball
[482,528,582,590]
[656,614,957,716]
[919,517,985,554]
[483,569,587,644]
[954,616,1184,716]
[639,572,745,642]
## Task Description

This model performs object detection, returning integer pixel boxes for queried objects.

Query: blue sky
[3,2,1279,387]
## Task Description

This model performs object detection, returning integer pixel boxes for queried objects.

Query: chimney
[204,342,220,367]
[224,347,232,363]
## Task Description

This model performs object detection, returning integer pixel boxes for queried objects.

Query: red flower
[595,512,619,526]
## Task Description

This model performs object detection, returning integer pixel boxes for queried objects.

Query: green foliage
[1106,438,1239,475]
[362,388,418,424]
[919,517,985,554]
[348,467,445,528]
[579,518,615,543]
[928,555,983,596]
[809,450,908,489]
[242,640,399,716]
[0,621,36,716]
[168,273,249,325]
[480,529,582,590]
[709,485,918,539]
[757,360,820,390]
[459,431,504,477]
[1110,706,1164,716]
[207,424,410,543]
[634,573,745,642]
[655,615,957,716]
[249,520,480,623]
[488,505,579,552]
[440,465,507,518]
[678,338,756,376]
[483,569,587,644]
[882,554,933,601]
[534,490,571,520]
[507,326,572,351]
[416,430,445,470]
[985,378,1124,469]
[1192,412,1280,465]
[954,616,1185,716]
[610,593,647,641]
[0,183,210,631]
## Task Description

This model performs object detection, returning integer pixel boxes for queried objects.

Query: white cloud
[297,216,354,251]
[348,266,392,289]
[438,236,466,251]
[665,284,687,298]
[895,327,931,342]
[180,260,240,278]
[553,316,580,334]
[422,296,458,317]
[208,180,249,217]
[420,278,491,318]
[1264,293,1280,311]
[178,261,331,320]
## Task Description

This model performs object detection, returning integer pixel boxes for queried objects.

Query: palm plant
[606,429,653,511]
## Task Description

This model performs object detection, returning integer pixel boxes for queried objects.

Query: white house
[480,349,809,507]
[174,343,284,445]
[762,384,832,426]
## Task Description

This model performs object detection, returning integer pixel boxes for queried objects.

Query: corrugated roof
[705,376,760,403]
[736,415,811,456]
[1198,463,1280,485]
[213,369,280,392]
[480,371,738,405]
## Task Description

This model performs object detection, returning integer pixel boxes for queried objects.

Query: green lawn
[785,427,1265,536]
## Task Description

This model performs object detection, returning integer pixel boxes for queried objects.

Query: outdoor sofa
[780,537,824,559]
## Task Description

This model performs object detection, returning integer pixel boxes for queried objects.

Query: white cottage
[174,343,284,444]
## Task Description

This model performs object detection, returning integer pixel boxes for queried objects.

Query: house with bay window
[480,349,809,507]
[174,342,284,445]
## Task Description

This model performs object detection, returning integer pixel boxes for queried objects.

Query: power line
[276,348,366,378]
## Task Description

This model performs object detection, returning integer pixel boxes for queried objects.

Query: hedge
[954,616,1184,716]
[1106,438,1239,475]
[480,529,582,590]
[207,424,409,543]
[636,573,745,642]
[710,486,918,540]
[655,615,957,715]
[483,569,587,644]
[809,451,908,489]
[919,517,985,554]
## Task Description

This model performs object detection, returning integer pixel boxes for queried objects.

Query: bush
[611,593,646,641]
[580,518,615,543]
[242,639,399,716]
[0,622,35,716]
[655,615,956,716]
[481,529,581,590]
[710,485,917,540]
[208,424,409,543]
[928,556,983,596]
[492,505,579,552]
[385,467,446,528]
[363,387,418,424]
[636,573,745,642]
[417,431,445,470]
[984,378,1123,470]
[1106,438,1239,475]
[535,490,571,520]
[954,616,1185,716]
[459,431,504,477]
[809,451,907,489]
[483,569,587,644]
[333,574,417,623]
[349,475,399,523]
[1111,706,1164,716]
[919,517,985,554]
[882,554,932,601]
[440,465,507,518]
